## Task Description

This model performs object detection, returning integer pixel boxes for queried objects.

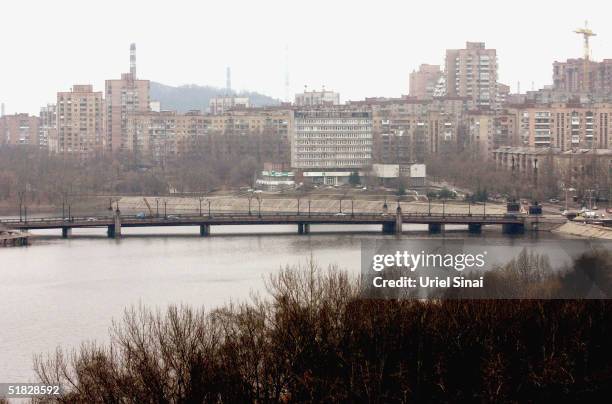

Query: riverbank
[553,221,612,240]
[0,226,30,247]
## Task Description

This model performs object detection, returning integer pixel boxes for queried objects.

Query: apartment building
[509,103,612,150]
[54,85,104,155]
[409,64,442,99]
[38,104,56,149]
[208,96,250,115]
[445,42,498,109]
[294,88,340,106]
[105,72,150,152]
[0,113,39,146]
[553,58,612,95]
[291,108,372,184]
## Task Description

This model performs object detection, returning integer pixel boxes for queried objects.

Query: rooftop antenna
[130,43,136,78]
[226,66,232,95]
[284,44,290,102]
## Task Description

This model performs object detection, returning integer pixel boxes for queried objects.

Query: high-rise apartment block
[553,58,612,95]
[105,44,150,152]
[0,113,39,146]
[445,42,497,109]
[294,88,340,106]
[505,103,612,150]
[38,104,56,149]
[54,85,104,155]
[409,64,442,99]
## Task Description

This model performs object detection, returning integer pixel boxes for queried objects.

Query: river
[0,224,582,383]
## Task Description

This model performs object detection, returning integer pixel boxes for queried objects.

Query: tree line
[33,250,612,402]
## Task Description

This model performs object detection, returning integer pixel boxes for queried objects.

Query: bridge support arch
[200,224,211,236]
[382,222,396,234]
[502,223,525,235]
[428,223,443,234]
[468,223,482,234]
[297,223,310,235]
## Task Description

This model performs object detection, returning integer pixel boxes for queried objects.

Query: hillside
[150,82,280,112]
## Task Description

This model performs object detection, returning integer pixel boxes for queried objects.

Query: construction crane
[574,21,596,92]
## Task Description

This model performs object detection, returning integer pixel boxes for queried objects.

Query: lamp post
[308,199,311,217]
[351,199,354,218]
[198,196,204,216]
[442,199,445,217]
[155,198,160,217]
[164,200,167,219]
[257,195,262,218]
[297,197,300,216]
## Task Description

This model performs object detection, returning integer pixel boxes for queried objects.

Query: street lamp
[155,198,160,217]
[164,200,167,219]
[198,196,204,216]
[257,195,262,218]
[308,199,311,217]
[351,199,354,217]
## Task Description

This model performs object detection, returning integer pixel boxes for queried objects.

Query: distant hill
[150,82,280,112]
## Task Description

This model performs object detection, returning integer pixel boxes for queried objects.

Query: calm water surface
[0,224,578,382]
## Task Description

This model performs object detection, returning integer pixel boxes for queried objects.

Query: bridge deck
[2,211,524,231]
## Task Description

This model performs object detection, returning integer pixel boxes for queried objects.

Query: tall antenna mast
[574,21,596,92]
[284,44,290,103]
[130,43,136,78]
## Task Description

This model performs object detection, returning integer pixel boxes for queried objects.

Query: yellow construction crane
[574,21,596,92]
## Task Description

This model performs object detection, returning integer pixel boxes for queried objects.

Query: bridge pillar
[395,206,403,235]
[61,227,72,239]
[382,222,396,234]
[303,223,310,234]
[297,223,305,234]
[502,223,525,235]
[468,223,482,234]
[199,224,210,236]
[107,225,115,238]
[428,223,443,234]
[113,209,122,239]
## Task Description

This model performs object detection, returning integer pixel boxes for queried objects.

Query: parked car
[549,198,560,203]
[167,215,180,220]
[136,212,146,219]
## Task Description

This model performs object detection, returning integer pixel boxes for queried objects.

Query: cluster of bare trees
[0,134,285,209]
[34,251,612,402]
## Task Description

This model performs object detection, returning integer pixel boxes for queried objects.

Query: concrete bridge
[1,208,532,239]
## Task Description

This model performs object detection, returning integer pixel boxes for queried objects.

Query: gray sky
[1,0,610,115]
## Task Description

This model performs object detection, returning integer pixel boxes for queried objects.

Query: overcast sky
[1,0,611,114]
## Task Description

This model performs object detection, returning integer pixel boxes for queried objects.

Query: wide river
[0,223,585,382]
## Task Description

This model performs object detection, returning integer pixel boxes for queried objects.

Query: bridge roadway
[1,210,528,238]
